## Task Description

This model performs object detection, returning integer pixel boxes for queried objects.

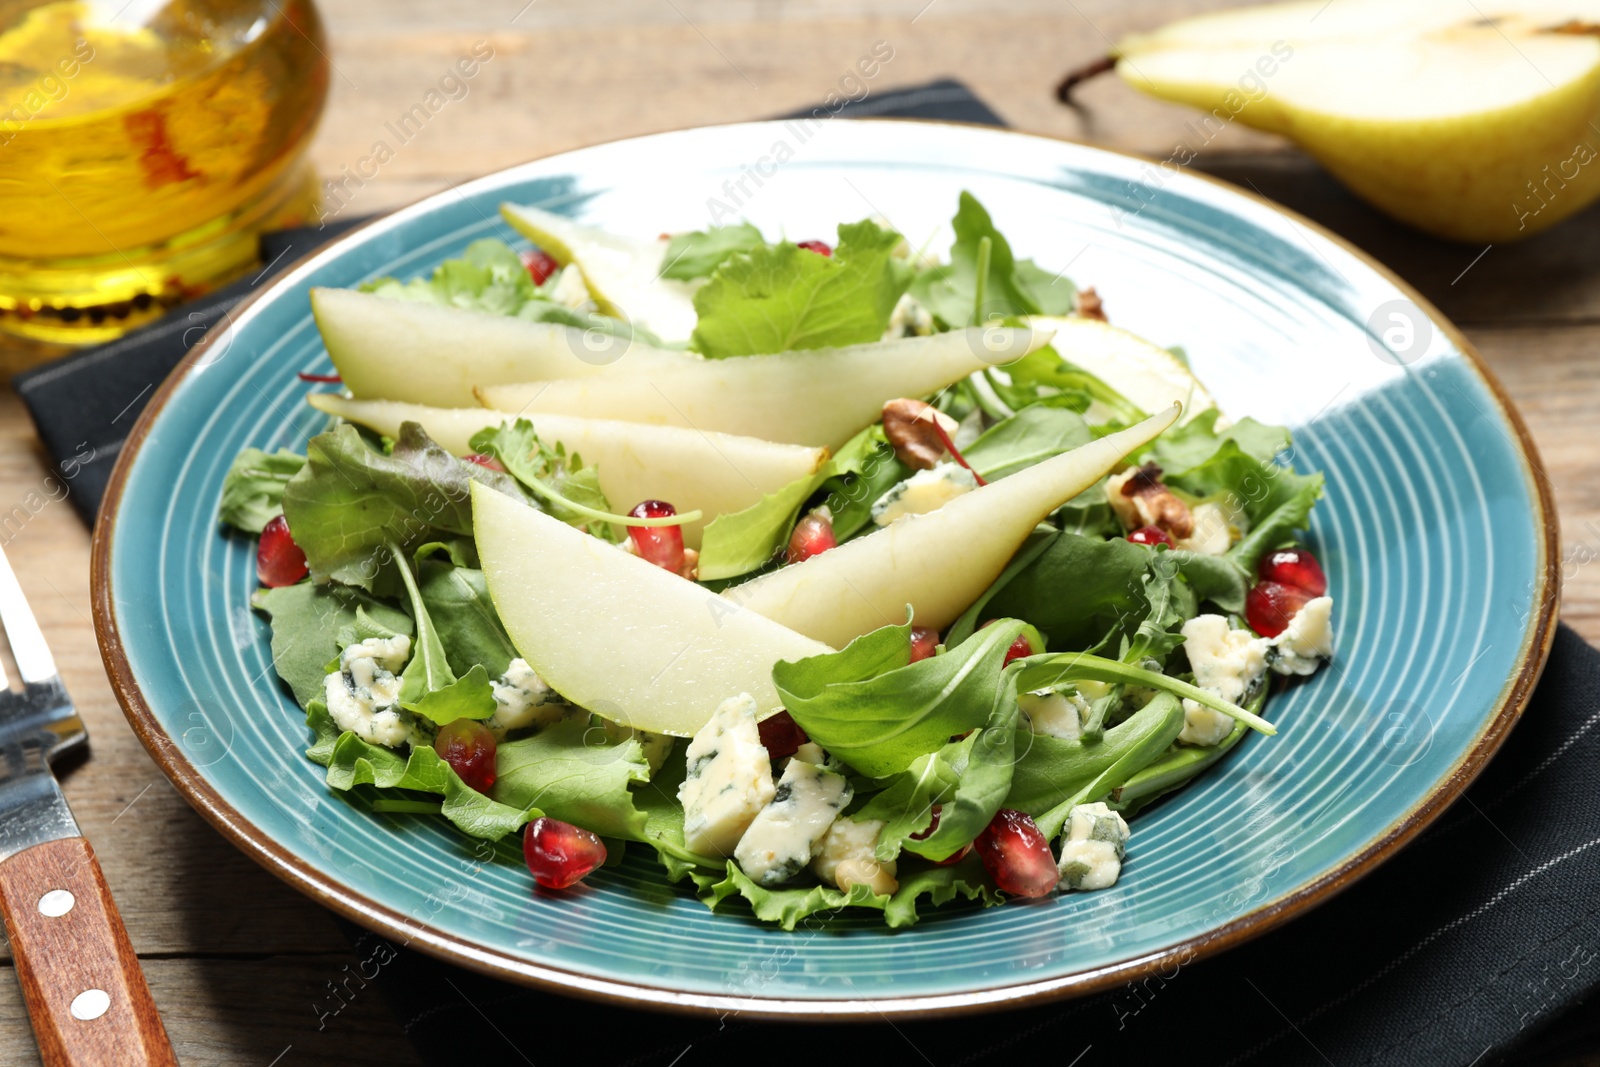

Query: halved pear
[472,483,830,736]
[476,326,1053,450]
[502,203,701,345]
[724,405,1181,648]
[1112,0,1600,241]
[310,287,695,407]
[1032,316,1217,423]
[308,394,827,547]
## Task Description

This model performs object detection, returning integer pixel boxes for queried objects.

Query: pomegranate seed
[909,626,940,663]
[1003,634,1038,667]
[256,514,308,587]
[974,809,1058,898]
[758,711,808,760]
[520,249,560,286]
[524,817,607,890]
[1246,580,1314,639]
[796,240,832,256]
[1259,546,1327,597]
[1127,525,1172,548]
[296,371,342,383]
[910,807,971,865]
[462,452,507,473]
[627,500,685,573]
[436,718,498,793]
[786,509,837,564]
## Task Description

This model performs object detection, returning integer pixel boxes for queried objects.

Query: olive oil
[0,0,328,349]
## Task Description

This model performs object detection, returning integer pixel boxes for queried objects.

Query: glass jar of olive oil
[0,0,329,352]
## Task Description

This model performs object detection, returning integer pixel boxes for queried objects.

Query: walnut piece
[881,398,959,470]
[1115,463,1194,538]
[1076,286,1107,322]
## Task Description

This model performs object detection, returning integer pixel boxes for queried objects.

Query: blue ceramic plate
[93,120,1557,1016]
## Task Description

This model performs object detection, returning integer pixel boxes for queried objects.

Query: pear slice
[723,405,1181,648]
[1111,0,1600,241]
[472,482,830,736]
[310,287,694,407]
[476,326,1053,450]
[307,394,827,548]
[502,203,701,345]
[1032,316,1218,423]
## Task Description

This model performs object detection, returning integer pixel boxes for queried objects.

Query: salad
[218,192,1333,929]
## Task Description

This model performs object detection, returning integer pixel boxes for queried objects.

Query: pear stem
[1056,54,1115,103]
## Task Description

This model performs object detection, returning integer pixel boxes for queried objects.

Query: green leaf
[630,742,722,875]
[696,425,889,580]
[979,533,1174,653]
[362,238,538,317]
[218,448,305,533]
[964,406,1091,481]
[774,618,1028,778]
[1003,692,1185,831]
[689,219,909,357]
[988,346,1146,426]
[307,702,531,840]
[1122,550,1190,668]
[1013,652,1273,736]
[251,583,414,708]
[858,668,1021,863]
[280,422,524,591]
[908,192,1073,327]
[492,715,652,840]
[660,222,766,280]
[392,549,496,724]
[415,553,518,679]
[692,853,1001,929]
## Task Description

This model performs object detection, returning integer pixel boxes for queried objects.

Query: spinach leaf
[1003,692,1185,833]
[493,715,652,840]
[660,222,767,280]
[218,448,305,533]
[392,548,497,725]
[965,406,1091,481]
[909,192,1076,327]
[252,583,414,708]
[280,422,524,592]
[415,549,518,680]
[690,220,910,357]
[774,618,1028,778]
[980,533,1174,652]
[858,669,1021,862]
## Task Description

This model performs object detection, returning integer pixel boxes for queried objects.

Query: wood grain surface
[0,1,1595,1063]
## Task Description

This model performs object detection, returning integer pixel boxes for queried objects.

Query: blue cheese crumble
[871,462,979,526]
[1271,595,1334,676]
[323,635,420,748]
[678,693,775,857]
[487,657,568,739]
[1178,614,1269,746]
[1057,802,1131,891]
[812,817,898,895]
[1019,688,1090,741]
[734,759,851,886]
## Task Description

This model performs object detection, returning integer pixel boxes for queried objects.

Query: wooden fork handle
[0,836,176,1066]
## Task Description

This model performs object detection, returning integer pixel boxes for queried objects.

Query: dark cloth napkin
[17,80,1600,1067]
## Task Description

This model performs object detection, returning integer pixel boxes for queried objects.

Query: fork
[0,543,176,1066]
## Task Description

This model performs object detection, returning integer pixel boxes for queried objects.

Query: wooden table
[1,1,1596,1062]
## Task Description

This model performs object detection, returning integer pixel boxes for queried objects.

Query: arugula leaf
[858,669,1021,862]
[251,583,414,708]
[280,423,525,592]
[987,346,1146,426]
[1013,652,1272,735]
[1121,550,1190,668]
[493,715,651,839]
[415,548,518,679]
[812,429,907,541]
[775,618,1028,778]
[362,238,543,317]
[910,192,1076,327]
[690,853,1001,930]
[689,220,910,357]
[696,425,889,580]
[660,222,766,280]
[964,406,1091,481]
[218,448,305,533]
[391,548,497,725]
[1003,692,1186,839]
[307,701,531,840]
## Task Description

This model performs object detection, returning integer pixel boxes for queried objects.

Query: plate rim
[89,117,1561,1019]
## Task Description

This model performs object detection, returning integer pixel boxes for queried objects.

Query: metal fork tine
[0,542,56,685]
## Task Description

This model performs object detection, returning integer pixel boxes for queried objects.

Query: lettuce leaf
[660,223,766,280]
[492,715,652,840]
[361,238,542,318]
[774,618,1029,778]
[280,422,526,592]
[218,448,305,533]
[690,220,910,357]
